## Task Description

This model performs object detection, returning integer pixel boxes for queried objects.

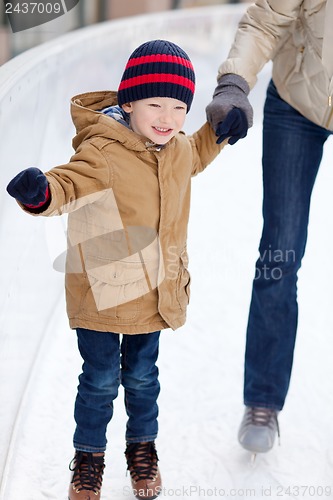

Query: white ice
[1,5,333,500]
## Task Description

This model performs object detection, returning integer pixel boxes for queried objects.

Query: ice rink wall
[0,4,247,490]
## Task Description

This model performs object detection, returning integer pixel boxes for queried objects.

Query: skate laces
[246,407,280,439]
[125,442,159,482]
[69,451,105,494]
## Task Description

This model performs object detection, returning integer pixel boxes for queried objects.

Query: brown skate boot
[125,441,162,499]
[68,451,105,499]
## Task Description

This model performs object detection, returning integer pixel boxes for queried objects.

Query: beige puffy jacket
[24,91,224,334]
[218,0,333,130]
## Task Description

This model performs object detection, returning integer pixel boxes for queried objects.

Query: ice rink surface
[1,5,333,499]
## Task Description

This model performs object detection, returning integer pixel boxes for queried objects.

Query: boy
[7,40,228,499]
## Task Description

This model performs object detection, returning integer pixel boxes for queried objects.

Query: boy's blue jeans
[73,328,160,453]
[244,80,332,411]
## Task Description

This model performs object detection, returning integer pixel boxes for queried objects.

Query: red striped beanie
[117,40,195,112]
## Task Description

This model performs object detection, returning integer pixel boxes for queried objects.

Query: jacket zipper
[325,78,333,128]
[294,46,304,73]
[326,100,333,129]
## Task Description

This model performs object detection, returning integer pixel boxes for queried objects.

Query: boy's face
[122,97,187,144]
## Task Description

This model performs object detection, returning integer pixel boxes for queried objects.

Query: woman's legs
[244,80,330,411]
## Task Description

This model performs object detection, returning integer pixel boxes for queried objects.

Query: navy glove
[206,74,253,145]
[6,167,49,208]
[216,108,248,145]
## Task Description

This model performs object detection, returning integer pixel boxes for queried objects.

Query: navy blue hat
[118,39,195,112]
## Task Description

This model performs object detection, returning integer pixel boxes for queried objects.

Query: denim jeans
[244,80,332,411]
[73,328,160,453]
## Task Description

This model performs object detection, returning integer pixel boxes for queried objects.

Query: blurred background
[0,0,251,64]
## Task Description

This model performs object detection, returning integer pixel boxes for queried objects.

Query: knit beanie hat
[117,39,195,112]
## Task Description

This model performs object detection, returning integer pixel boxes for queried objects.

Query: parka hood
[70,90,149,152]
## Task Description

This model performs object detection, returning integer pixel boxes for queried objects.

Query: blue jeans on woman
[244,80,332,411]
[73,328,160,453]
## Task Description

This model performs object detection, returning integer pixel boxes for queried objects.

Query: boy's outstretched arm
[6,167,50,211]
[6,141,111,216]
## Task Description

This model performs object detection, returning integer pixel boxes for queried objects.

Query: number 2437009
[5,3,62,15]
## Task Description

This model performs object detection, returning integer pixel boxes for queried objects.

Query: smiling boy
[122,96,187,143]
[7,40,228,500]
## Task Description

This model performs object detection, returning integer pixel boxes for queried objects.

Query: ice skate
[238,406,280,459]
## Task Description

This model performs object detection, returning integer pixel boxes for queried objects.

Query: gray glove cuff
[206,72,253,132]
[214,73,250,97]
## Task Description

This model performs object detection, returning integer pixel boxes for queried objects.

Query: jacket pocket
[282,44,305,87]
[83,256,148,320]
[176,249,191,311]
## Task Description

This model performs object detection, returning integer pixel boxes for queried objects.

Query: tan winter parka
[27,91,224,334]
[218,0,333,130]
